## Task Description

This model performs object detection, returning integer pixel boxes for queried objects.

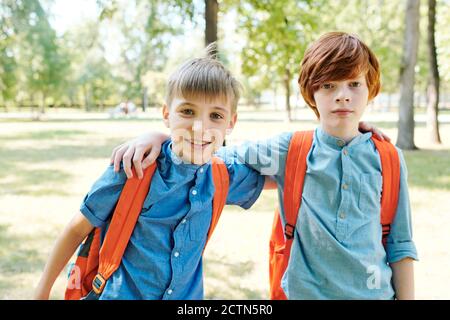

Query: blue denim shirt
[80,139,264,300]
[223,127,418,299]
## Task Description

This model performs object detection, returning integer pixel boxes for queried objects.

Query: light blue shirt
[223,127,418,299]
[80,139,265,300]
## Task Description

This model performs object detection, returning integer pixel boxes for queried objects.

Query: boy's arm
[390,257,415,300]
[34,212,94,300]
[385,149,418,299]
[110,131,169,179]
[110,123,389,180]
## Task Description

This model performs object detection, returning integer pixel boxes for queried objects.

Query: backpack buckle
[92,274,106,295]
[284,223,295,240]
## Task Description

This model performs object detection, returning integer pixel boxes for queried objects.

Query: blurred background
[0,0,449,299]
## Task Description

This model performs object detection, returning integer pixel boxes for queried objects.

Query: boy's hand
[110,132,169,179]
[358,121,391,142]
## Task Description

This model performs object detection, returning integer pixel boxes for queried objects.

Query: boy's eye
[321,83,334,89]
[211,112,224,120]
[350,82,361,87]
[181,109,194,116]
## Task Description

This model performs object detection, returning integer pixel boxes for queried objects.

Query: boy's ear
[162,104,170,128]
[226,113,238,135]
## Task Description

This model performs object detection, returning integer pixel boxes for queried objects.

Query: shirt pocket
[358,173,382,214]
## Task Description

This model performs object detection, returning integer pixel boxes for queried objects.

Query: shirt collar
[315,127,372,150]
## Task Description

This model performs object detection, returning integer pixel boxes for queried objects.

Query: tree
[97,0,195,109]
[205,0,218,51]
[397,0,420,150]
[426,0,441,144]
[314,0,405,100]
[9,0,69,117]
[237,0,317,121]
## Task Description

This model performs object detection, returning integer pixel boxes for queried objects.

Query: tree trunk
[142,86,148,112]
[284,68,292,122]
[396,0,420,150]
[205,0,218,53]
[40,93,46,115]
[426,0,441,144]
[83,85,90,112]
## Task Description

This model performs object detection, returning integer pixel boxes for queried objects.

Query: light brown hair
[165,43,241,113]
[298,32,381,118]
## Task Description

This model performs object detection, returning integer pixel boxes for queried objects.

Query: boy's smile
[163,96,237,165]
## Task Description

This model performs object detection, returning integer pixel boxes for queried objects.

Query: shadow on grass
[1,129,89,141]
[203,256,264,299]
[0,118,162,124]
[0,169,73,196]
[404,149,450,191]
[0,132,124,196]
[0,223,46,290]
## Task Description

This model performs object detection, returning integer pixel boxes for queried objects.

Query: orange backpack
[65,157,229,300]
[269,131,400,300]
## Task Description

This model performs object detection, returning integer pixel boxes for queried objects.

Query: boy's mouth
[184,139,213,150]
[332,108,354,117]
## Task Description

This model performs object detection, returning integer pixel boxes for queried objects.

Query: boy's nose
[335,97,350,102]
[192,120,203,132]
[335,88,351,103]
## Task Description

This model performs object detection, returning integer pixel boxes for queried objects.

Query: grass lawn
[0,116,449,299]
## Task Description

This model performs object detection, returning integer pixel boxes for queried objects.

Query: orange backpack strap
[371,137,401,246]
[283,131,314,240]
[204,156,229,248]
[269,130,314,300]
[92,163,157,296]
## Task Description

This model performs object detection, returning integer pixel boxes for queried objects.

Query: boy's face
[163,95,237,165]
[313,73,369,131]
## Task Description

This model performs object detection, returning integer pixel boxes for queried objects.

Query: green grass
[0,117,449,299]
[404,150,450,191]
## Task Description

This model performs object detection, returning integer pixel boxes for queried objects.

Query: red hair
[298,32,381,118]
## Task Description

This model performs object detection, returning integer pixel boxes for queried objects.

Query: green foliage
[1,0,449,110]
[1,0,69,110]
[0,2,18,105]
[238,0,317,89]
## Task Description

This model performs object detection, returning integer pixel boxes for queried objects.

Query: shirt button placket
[337,147,351,242]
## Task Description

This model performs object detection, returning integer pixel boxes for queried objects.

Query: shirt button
[181,219,187,224]
[192,190,197,196]
[342,184,349,190]
[174,251,180,258]
[167,289,173,295]
[199,168,204,173]
[337,140,345,147]
[340,212,346,219]
[343,149,349,156]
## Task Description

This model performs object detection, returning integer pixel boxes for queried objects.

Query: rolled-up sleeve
[80,165,127,228]
[386,149,419,264]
